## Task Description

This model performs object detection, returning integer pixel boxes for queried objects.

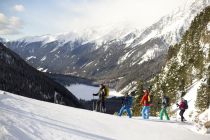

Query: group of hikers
[93,84,188,122]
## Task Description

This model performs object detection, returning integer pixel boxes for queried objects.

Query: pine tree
[149,6,210,117]
[196,85,210,113]
[132,80,144,116]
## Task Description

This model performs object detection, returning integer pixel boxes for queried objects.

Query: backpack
[104,86,109,97]
[147,95,153,105]
[164,96,170,107]
[128,96,133,106]
[124,96,132,106]
[183,100,188,109]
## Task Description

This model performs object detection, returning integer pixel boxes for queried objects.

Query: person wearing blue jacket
[118,92,133,118]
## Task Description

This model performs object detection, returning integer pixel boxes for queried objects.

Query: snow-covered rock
[26,56,36,61]
[208,22,210,31]
[195,109,210,134]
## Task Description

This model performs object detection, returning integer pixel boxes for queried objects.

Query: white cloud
[9,17,22,28]
[14,4,25,12]
[0,13,23,35]
[57,0,189,31]
[0,28,19,35]
[1,0,189,39]
[0,13,7,23]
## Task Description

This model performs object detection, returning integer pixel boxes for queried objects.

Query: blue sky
[0,0,188,40]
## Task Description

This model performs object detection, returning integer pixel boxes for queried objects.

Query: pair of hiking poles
[92,95,106,112]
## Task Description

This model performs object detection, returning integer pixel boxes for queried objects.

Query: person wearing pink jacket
[176,98,188,122]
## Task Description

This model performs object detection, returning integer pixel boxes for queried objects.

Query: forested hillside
[0,43,83,108]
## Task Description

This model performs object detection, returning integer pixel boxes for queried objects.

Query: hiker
[160,95,170,120]
[118,92,133,118]
[176,98,188,122]
[93,84,109,112]
[140,89,151,119]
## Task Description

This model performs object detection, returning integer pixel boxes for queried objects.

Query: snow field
[0,91,210,140]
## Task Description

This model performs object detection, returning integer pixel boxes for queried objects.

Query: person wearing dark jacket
[160,95,170,120]
[118,93,133,118]
[93,84,107,112]
[176,98,187,122]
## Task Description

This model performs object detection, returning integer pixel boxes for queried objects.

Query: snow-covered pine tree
[196,85,210,113]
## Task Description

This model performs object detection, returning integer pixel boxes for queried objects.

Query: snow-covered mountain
[138,0,210,46]
[5,0,210,90]
[0,37,5,42]
[0,90,210,140]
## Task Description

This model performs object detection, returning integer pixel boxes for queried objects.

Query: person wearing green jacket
[160,95,170,120]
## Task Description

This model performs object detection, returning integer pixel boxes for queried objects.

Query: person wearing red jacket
[140,89,151,119]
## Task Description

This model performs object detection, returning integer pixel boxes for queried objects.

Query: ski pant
[95,99,106,112]
[179,109,185,122]
[118,105,132,118]
[160,108,170,120]
[141,106,150,119]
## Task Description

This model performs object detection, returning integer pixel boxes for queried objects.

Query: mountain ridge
[4,0,210,90]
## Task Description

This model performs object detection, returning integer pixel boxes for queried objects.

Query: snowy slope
[183,80,210,134]
[170,79,210,134]
[66,84,123,101]
[0,90,210,140]
[171,80,202,121]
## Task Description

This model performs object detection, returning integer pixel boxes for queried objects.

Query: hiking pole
[175,93,178,122]
[93,94,95,111]
[100,101,102,112]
